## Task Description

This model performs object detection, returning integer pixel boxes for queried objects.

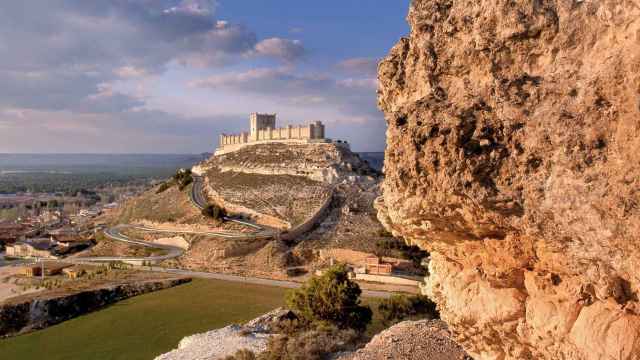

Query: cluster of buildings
[215,113,344,155]
[317,249,423,287]
[20,262,104,279]
[5,233,93,259]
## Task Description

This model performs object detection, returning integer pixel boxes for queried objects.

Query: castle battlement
[215,113,329,155]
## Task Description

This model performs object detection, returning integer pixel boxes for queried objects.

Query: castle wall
[217,114,328,153]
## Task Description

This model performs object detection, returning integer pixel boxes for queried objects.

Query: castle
[215,113,330,155]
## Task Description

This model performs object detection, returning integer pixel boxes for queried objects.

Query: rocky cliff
[376,1,640,359]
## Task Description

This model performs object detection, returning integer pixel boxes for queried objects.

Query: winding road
[73,175,273,265]
[7,174,395,298]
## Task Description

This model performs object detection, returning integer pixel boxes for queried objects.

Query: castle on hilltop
[215,113,334,155]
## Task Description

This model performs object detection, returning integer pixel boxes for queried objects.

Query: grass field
[0,278,386,360]
[0,279,285,360]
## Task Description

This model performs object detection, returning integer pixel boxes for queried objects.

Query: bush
[202,204,227,220]
[224,349,257,360]
[174,168,193,191]
[375,238,429,268]
[285,264,372,332]
[155,181,173,194]
[377,294,439,326]
[259,327,358,360]
[156,169,193,193]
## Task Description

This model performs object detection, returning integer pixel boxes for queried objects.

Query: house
[21,262,72,277]
[365,257,394,275]
[42,262,73,276]
[6,238,58,259]
[63,265,102,279]
[21,265,42,277]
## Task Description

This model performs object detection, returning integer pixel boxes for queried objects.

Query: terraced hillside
[206,167,331,227]
[105,142,390,279]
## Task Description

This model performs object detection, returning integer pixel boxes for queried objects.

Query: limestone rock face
[377,1,640,359]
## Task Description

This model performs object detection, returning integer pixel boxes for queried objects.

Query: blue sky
[0,1,410,153]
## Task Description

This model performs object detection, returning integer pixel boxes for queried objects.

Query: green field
[0,279,386,360]
[0,279,286,360]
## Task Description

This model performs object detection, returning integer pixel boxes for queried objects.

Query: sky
[0,1,410,154]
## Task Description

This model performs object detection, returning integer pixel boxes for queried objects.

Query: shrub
[377,294,439,326]
[285,264,372,332]
[259,327,358,360]
[174,168,193,191]
[155,181,173,194]
[202,204,227,221]
[375,238,429,268]
[224,349,257,360]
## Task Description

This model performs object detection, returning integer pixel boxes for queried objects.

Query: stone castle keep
[215,113,328,155]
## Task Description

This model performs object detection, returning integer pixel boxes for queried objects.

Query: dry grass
[206,168,330,225]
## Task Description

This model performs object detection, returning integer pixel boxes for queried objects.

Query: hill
[108,142,394,279]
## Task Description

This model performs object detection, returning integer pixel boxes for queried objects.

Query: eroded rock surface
[339,319,470,360]
[377,1,640,359]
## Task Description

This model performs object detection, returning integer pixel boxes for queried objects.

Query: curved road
[75,175,274,264]
[43,175,394,298]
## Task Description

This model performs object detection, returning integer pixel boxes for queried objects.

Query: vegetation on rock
[201,204,227,221]
[156,168,193,194]
[285,264,372,332]
[377,294,439,326]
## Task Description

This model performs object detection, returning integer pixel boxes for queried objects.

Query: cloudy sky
[0,1,409,153]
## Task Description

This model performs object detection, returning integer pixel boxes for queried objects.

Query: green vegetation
[201,203,227,221]
[0,279,286,360]
[156,168,193,194]
[0,154,202,194]
[286,264,372,332]
[258,326,359,360]
[228,267,384,360]
[375,238,429,268]
[377,294,439,326]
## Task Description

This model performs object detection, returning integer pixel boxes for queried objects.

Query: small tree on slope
[285,264,372,332]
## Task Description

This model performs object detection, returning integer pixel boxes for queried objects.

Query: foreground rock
[339,320,470,360]
[156,308,293,360]
[377,0,640,359]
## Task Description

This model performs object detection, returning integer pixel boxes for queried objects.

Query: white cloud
[163,0,217,16]
[253,38,305,62]
[337,78,378,90]
[114,66,149,79]
[337,57,379,76]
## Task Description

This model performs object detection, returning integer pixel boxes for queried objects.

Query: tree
[286,264,372,332]
[377,294,439,326]
[202,204,226,221]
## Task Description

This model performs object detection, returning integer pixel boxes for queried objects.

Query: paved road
[64,174,400,296]
[190,176,208,210]
[148,266,393,298]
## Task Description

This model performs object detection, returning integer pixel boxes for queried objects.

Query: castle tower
[249,113,277,141]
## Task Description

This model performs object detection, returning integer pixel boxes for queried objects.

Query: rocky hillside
[339,319,470,360]
[196,142,379,184]
[377,1,640,359]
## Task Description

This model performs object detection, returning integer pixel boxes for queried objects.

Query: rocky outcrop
[339,319,470,360]
[0,277,190,337]
[199,142,379,184]
[377,1,640,359]
[156,308,294,360]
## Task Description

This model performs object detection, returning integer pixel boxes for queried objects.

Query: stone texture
[339,319,471,360]
[376,0,640,359]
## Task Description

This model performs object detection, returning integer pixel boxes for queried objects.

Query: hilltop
[109,142,395,280]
